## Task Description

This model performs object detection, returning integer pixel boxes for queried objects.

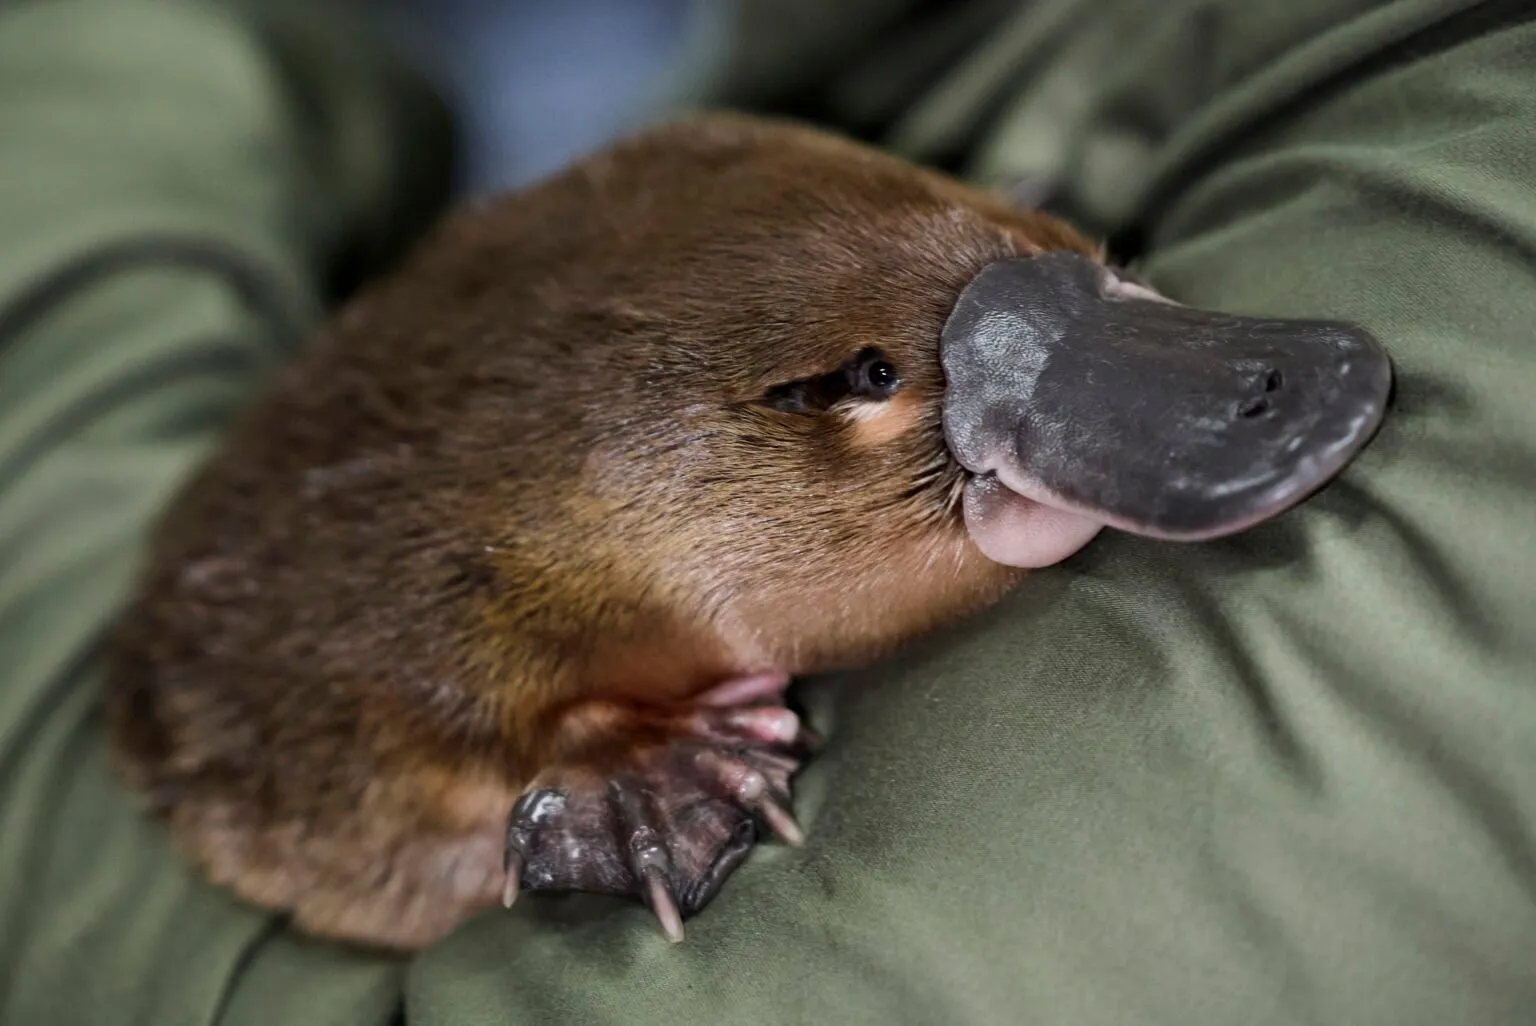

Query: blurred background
[361,0,1022,199]
[368,0,706,196]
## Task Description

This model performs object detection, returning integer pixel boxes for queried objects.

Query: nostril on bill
[1236,370,1283,418]
[1238,396,1271,418]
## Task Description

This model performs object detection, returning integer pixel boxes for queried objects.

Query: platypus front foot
[502,678,819,941]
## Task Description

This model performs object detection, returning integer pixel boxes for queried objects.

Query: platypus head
[416,113,1391,675]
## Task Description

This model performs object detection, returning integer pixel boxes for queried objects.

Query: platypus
[103,113,1391,949]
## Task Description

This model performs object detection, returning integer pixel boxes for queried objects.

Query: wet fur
[104,113,1101,948]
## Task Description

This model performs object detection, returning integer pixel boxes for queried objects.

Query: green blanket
[1,1,1531,1023]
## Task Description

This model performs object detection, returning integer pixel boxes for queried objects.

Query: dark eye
[850,349,900,398]
[865,359,898,391]
[759,347,901,414]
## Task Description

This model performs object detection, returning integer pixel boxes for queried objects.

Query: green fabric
[0,1,447,1023]
[3,0,1535,1024]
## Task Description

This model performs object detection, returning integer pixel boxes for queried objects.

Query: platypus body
[104,114,1391,949]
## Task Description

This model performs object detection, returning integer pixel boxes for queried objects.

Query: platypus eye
[759,347,900,414]
[850,350,900,398]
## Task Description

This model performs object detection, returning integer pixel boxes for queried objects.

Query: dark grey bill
[940,251,1392,566]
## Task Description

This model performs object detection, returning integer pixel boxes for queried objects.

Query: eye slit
[761,368,851,414]
[762,380,815,413]
[847,348,901,399]
[758,347,900,415]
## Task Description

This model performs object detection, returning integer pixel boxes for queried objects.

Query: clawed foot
[502,678,818,941]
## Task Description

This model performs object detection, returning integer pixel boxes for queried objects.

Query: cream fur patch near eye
[837,392,921,446]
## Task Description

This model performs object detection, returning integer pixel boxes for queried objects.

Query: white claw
[643,867,685,943]
[757,797,806,847]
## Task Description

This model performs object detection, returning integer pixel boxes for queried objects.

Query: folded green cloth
[2,1,1531,1023]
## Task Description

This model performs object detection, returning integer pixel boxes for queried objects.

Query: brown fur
[103,113,1102,949]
